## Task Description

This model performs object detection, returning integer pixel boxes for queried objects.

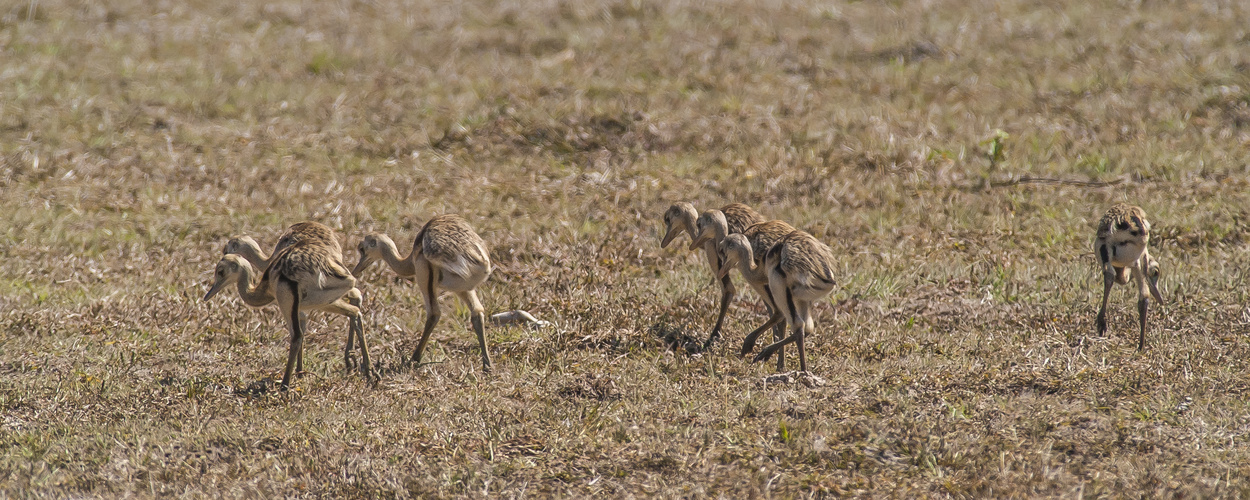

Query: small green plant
[306,51,344,75]
[979,129,1009,188]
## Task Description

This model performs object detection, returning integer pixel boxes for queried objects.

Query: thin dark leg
[296,313,307,376]
[740,310,784,357]
[412,313,439,366]
[706,274,735,350]
[773,309,786,372]
[344,292,363,370]
[749,283,787,370]
[343,318,357,371]
[1095,272,1113,335]
[354,314,373,381]
[457,290,491,371]
[1137,297,1148,351]
[753,329,800,365]
[279,278,302,390]
[412,263,440,366]
[472,312,490,371]
[795,323,807,373]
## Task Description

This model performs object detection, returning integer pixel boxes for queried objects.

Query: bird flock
[204,202,1161,390]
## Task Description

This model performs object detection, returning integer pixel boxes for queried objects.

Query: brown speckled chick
[1094,203,1164,350]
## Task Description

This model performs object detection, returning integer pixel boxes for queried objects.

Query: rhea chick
[1094,203,1164,351]
[660,202,766,350]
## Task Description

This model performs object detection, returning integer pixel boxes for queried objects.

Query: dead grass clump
[1191,89,1250,129]
[433,110,670,157]
[647,321,704,354]
[556,373,621,401]
[866,40,945,64]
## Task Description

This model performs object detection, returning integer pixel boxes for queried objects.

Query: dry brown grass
[4,0,1250,497]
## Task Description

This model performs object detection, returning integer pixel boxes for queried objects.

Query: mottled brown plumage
[690,212,790,351]
[224,221,344,270]
[414,215,492,281]
[720,203,767,236]
[259,238,373,389]
[740,221,797,269]
[217,221,366,374]
[1094,203,1163,350]
[265,240,355,288]
[750,230,837,373]
[714,220,797,368]
[353,215,494,371]
[666,202,767,351]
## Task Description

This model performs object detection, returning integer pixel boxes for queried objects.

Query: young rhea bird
[214,221,367,372]
[353,215,494,371]
[1094,203,1164,350]
[205,242,373,389]
[223,221,344,270]
[709,219,797,369]
[749,230,837,373]
[660,202,766,349]
[688,209,791,346]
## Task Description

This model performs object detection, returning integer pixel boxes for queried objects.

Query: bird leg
[735,283,786,371]
[352,313,373,382]
[740,308,785,357]
[755,293,812,372]
[296,312,308,376]
[319,297,372,382]
[1095,269,1114,336]
[774,318,786,372]
[752,329,799,366]
[795,323,807,373]
[343,328,356,370]
[706,273,735,350]
[1133,263,1150,351]
[795,303,812,373]
[278,277,303,390]
[411,262,441,367]
[341,289,363,370]
[458,290,491,372]
[764,286,786,372]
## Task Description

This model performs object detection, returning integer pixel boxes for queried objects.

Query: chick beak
[203,278,227,301]
[660,225,679,248]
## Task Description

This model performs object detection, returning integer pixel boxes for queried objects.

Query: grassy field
[4,0,1250,496]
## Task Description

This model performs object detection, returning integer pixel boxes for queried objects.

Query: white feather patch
[442,255,472,279]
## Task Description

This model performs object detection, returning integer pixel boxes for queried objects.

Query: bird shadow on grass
[648,321,705,355]
[366,357,446,379]
[232,378,283,399]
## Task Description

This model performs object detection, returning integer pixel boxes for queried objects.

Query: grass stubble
[3,0,1250,497]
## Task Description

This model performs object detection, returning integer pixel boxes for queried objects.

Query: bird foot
[701,331,723,352]
[740,337,759,358]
